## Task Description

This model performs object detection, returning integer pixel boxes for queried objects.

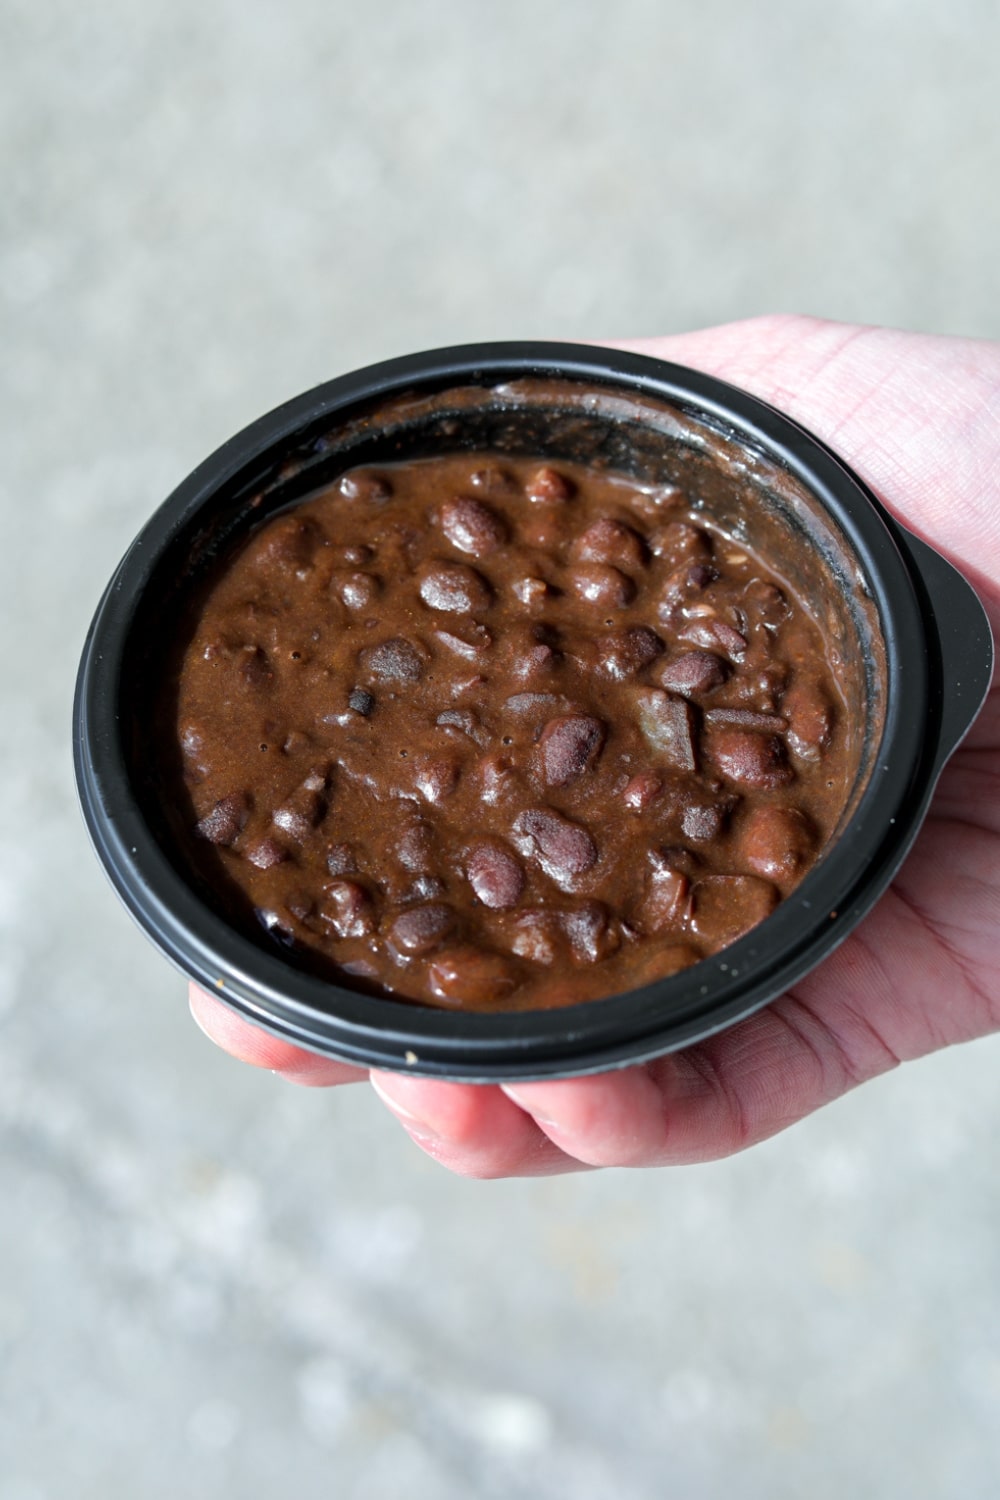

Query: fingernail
[500,1085,561,1131]
[370,1076,443,1144]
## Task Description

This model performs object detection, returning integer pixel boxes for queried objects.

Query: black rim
[75,342,945,1079]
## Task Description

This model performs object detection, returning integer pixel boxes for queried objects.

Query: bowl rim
[74,340,947,1079]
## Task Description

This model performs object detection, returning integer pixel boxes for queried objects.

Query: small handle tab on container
[903,531,994,778]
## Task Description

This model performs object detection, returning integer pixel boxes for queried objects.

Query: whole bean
[427,946,519,1005]
[657,650,727,697]
[388,903,456,957]
[595,626,663,679]
[569,563,636,608]
[414,756,461,804]
[526,466,574,504]
[559,902,620,964]
[418,561,492,614]
[253,515,324,570]
[361,637,425,683]
[689,875,778,946]
[465,839,526,910]
[783,681,834,760]
[647,521,711,564]
[571,517,646,570]
[537,713,605,787]
[740,805,815,880]
[438,496,508,556]
[513,808,598,887]
[705,727,794,789]
[334,571,381,610]
[639,866,690,934]
[319,880,377,939]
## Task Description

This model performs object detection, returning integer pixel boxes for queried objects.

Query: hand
[190,314,1000,1176]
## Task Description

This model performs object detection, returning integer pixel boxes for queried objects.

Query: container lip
[75,340,958,1079]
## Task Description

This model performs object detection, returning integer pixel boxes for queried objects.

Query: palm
[190,316,1000,1176]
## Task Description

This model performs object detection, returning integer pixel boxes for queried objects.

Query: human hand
[190,315,1000,1176]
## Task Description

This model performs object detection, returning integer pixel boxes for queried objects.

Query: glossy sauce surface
[165,454,849,1010]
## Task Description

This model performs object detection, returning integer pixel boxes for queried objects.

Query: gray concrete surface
[3,1,1000,1495]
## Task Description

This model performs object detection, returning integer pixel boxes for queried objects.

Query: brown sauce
[163,452,849,1011]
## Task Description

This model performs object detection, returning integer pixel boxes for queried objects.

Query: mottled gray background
[3,1,999,1495]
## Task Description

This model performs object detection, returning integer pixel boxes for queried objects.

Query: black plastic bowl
[73,342,993,1080]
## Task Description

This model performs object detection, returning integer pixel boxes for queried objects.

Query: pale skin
[189,315,1000,1177]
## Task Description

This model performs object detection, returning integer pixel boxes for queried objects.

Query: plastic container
[73,342,993,1080]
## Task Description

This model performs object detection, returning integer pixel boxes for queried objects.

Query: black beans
[660,561,718,606]
[326,843,358,875]
[571,518,646,570]
[526,466,574,504]
[436,707,489,745]
[507,910,560,965]
[595,626,663,679]
[503,691,565,718]
[639,866,690,934]
[334,571,381,610]
[478,753,517,805]
[272,767,329,842]
[414,756,460,803]
[782,681,834,760]
[438,496,508,556]
[704,727,794,789]
[511,641,558,679]
[512,808,598,887]
[465,840,526,910]
[635,689,697,771]
[569,563,635,608]
[681,802,728,842]
[395,820,435,871]
[388,903,456,956]
[657,651,727,697]
[647,521,710,564]
[689,875,778,946]
[676,616,748,661]
[337,470,393,504]
[348,687,376,717]
[253,515,323,570]
[244,837,288,870]
[621,772,663,811]
[173,445,846,1011]
[418,561,492,614]
[537,713,605,786]
[319,880,377,939]
[433,623,493,659]
[361,637,424,682]
[703,708,788,732]
[427,946,519,1004]
[740,805,815,880]
[559,902,620,965]
[273,796,323,842]
[195,792,249,846]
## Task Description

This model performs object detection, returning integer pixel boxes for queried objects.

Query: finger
[500,936,905,1168]
[497,1009,836,1169]
[188,984,368,1087]
[369,1073,591,1178]
[609,315,1000,583]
